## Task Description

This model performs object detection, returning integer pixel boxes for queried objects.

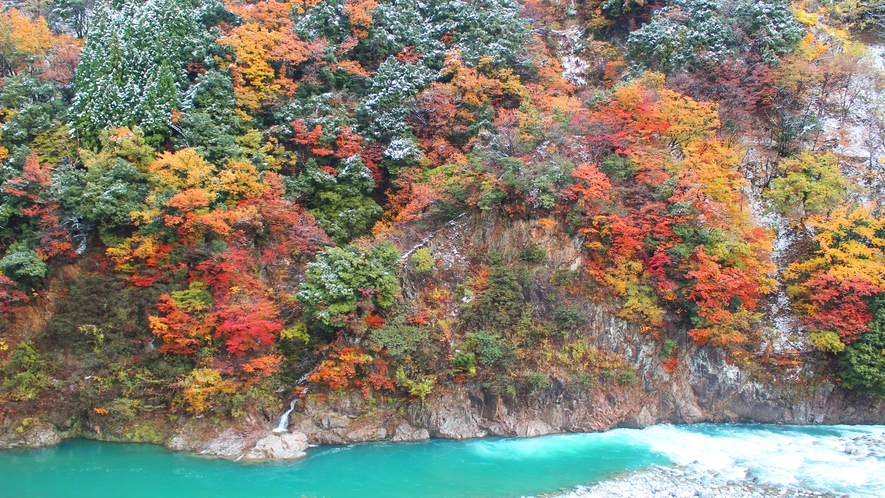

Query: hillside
[1,0,884,449]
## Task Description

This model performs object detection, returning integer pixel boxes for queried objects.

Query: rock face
[243,432,309,460]
[168,427,264,459]
[0,420,61,449]
[294,393,393,445]
[390,422,430,442]
[277,344,884,447]
[3,214,885,455]
[415,394,488,440]
[166,214,885,453]
[166,423,309,461]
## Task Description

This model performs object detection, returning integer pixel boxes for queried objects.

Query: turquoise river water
[1,424,883,497]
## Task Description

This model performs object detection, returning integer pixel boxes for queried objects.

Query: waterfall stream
[272,400,296,433]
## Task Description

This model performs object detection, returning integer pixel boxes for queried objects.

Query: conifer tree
[71,0,214,145]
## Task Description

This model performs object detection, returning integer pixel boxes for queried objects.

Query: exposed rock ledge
[3,332,883,458]
[157,212,885,454]
[239,311,884,452]
[160,352,884,461]
[0,419,61,449]
[244,432,309,460]
[2,345,883,458]
[3,337,883,457]
[168,427,308,461]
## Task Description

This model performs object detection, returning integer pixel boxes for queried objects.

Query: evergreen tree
[71,0,217,145]
[839,295,885,396]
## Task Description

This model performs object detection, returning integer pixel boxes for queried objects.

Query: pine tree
[70,0,213,145]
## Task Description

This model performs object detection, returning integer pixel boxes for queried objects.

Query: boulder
[243,432,309,460]
[0,420,61,449]
[391,422,430,442]
[196,429,262,459]
[434,405,487,440]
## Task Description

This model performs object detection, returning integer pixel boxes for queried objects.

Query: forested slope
[1,0,884,445]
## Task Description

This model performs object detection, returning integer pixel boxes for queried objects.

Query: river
[1,424,882,497]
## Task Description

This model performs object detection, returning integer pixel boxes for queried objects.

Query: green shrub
[463,264,525,330]
[169,281,214,312]
[600,369,617,383]
[659,338,677,360]
[518,244,547,263]
[453,351,476,375]
[483,373,517,399]
[617,369,638,386]
[599,153,636,182]
[809,331,845,354]
[395,367,435,401]
[552,269,580,286]
[831,295,885,396]
[0,242,48,286]
[368,321,435,366]
[838,299,885,396]
[78,324,105,352]
[410,247,435,273]
[522,372,550,394]
[628,0,803,69]
[570,371,594,391]
[513,309,551,344]
[839,334,885,396]
[468,331,505,366]
[2,341,48,400]
[296,157,383,244]
[553,306,588,333]
[106,398,141,422]
[764,152,847,224]
[298,242,401,331]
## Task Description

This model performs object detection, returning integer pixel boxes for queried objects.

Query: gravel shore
[544,429,884,498]
[549,466,843,498]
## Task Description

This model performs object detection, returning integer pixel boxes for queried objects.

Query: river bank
[3,359,885,461]
[4,214,884,458]
[560,466,840,498]
[561,424,885,498]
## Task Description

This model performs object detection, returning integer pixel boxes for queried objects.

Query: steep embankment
[5,212,881,458]
[272,214,885,449]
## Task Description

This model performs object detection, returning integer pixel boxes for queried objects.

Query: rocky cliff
[1,212,883,457]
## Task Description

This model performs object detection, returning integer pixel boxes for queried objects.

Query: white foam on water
[467,430,644,461]
[620,424,885,497]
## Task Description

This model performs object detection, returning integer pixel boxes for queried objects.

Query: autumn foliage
[2,0,885,413]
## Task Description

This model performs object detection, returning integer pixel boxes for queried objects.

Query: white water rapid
[560,424,885,498]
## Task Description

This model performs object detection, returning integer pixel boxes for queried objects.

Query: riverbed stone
[243,432,309,460]
[390,422,430,442]
[560,464,841,498]
[175,427,264,459]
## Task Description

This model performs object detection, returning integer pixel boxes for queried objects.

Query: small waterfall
[272,400,296,433]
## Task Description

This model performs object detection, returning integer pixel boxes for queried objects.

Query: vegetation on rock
[1,0,885,429]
